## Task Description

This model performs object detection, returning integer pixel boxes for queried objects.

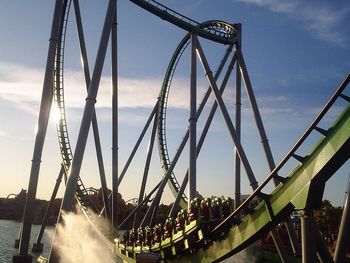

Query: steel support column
[238,49,300,255]
[141,126,189,227]
[144,45,235,224]
[313,220,334,263]
[111,2,119,229]
[61,0,116,212]
[334,176,350,263]
[72,0,111,220]
[134,107,159,227]
[234,38,242,209]
[194,35,258,189]
[189,34,197,206]
[169,51,237,218]
[139,111,158,203]
[118,181,162,229]
[196,35,289,263]
[118,103,158,186]
[14,1,64,261]
[301,211,317,263]
[32,166,65,253]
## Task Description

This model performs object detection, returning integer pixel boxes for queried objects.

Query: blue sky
[0,0,349,206]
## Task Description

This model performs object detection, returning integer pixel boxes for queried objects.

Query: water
[0,218,259,262]
[0,215,121,263]
[0,219,53,262]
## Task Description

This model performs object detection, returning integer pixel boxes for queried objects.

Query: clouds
[235,0,350,47]
[0,63,189,113]
[0,63,43,114]
[0,62,318,130]
[0,130,8,137]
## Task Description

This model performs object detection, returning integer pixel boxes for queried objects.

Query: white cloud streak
[0,130,8,137]
[235,0,350,47]
[0,63,191,112]
[0,62,319,130]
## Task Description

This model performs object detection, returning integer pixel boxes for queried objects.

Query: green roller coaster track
[51,0,350,262]
[115,77,350,262]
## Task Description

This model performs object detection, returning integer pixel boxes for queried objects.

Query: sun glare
[50,105,61,125]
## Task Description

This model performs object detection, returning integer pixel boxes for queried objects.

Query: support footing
[12,254,33,263]
[32,242,44,253]
[14,239,20,248]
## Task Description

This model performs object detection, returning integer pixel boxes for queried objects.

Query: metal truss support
[313,220,334,263]
[133,107,158,227]
[13,1,64,261]
[143,47,236,225]
[111,2,119,229]
[32,165,65,253]
[168,47,235,218]
[301,211,317,263]
[118,181,162,229]
[196,35,290,263]
[270,228,290,263]
[138,110,158,205]
[117,102,158,186]
[60,0,116,212]
[73,0,111,220]
[234,33,242,209]
[334,176,350,263]
[238,48,300,255]
[189,33,197,206]
[141,127,189,227]
[169,50,238,218]
[195,35,258,189]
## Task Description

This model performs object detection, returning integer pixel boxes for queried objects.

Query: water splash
[51,207,116,263]
[221,244,260,263]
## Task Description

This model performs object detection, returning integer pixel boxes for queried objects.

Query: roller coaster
[13,0,350,263]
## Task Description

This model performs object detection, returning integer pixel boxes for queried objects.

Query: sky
[0,0,349,207]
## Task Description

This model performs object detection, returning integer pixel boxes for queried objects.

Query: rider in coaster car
[128,228,136,246]
[222,197,233,217]
[211,197,223,220]
[175,209,187,232]
[153,223,163,244]
[136,227,144,246]
[163,217,174,239]
[121,230,129,245]
[188,197,202,222]
[144,226,153,246]
[200,198,211,221]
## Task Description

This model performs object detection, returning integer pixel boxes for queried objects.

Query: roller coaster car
[117,196,235,259]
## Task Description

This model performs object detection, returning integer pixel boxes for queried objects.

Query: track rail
[54,0,95,210]
[158,21,239,209]
[128,0,239,45]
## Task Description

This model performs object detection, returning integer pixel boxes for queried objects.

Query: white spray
[51,208,117,263]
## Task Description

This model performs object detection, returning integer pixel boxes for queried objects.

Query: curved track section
[129,0,239,45]
[178,88,350,262]
[53,0,95,210]
[158,21,237,209]
[115,75,350,262]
